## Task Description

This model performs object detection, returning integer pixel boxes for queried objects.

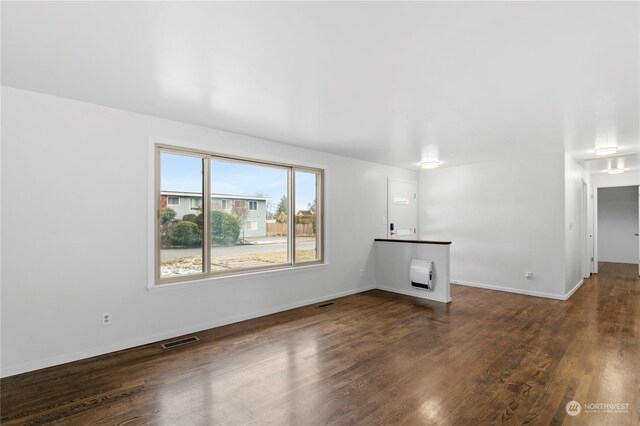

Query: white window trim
[147,262,330,293]
[167,196,180,206]
[249,201,258,211]
[148,136,329,289]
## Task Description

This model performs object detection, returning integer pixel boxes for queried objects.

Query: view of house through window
[210,158,289,272]
[158,146,323,282]
[295,170,320,262]
[159,152,204,278]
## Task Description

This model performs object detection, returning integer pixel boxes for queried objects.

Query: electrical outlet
[525,272,533,280]
[102,312,112,325]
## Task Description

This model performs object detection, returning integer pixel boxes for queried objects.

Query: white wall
[418,153,567,299]
[375,241,450,303]
[564,154,590,294]
[597,186,639,264]
[0,86,417,377]
[591,172,640,189]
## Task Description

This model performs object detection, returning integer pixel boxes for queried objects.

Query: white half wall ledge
[0,285,375,378]
[452,279,584,301]
[373,240,451,303]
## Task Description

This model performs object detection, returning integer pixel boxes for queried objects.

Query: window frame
[248,200,258,211]
[292,169,323,265]
[155,144,324,285]
[167,196,180,206]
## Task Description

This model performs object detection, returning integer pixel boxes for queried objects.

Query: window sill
[147,262,329,293]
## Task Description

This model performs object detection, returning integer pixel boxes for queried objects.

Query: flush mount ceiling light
[607,167,624,175]
[421,161,440,169]
[595,146,618,156]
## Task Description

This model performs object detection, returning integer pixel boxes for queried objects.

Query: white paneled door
[387,179,417,239]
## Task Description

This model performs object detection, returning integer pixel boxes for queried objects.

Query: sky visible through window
[161,153,316,212]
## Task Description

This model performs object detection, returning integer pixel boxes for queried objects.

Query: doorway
[595,185,640,275]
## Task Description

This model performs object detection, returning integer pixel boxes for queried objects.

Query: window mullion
[289,168,295,265]
[203,157,211,274]
[316,171,322,262]
[155,148,161,283]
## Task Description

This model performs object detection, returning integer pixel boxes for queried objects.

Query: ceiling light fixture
[595,146,618,156]
[607,167,624,175]
[421,161,440,169]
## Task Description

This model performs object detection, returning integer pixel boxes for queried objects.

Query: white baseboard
[377,285,451,303]
[1,285,375,378]
[452,279,585,301]
[563,279,584,300]
[451,280,567,300]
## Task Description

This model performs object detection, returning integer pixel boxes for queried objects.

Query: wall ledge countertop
[374,238,452,245]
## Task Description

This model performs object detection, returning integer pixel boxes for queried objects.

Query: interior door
[387,178,417,239]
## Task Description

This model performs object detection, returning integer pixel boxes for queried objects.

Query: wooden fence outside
[267,223,315,237]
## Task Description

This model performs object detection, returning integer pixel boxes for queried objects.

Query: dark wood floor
[2,263,639,425]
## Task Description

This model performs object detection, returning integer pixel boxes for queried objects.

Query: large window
[156,145,323,284]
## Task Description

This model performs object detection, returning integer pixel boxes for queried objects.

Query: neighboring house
[295,209,315,223]
[161,191,269,238]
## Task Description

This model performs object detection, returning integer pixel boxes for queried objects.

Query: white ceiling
[2,1,638,172]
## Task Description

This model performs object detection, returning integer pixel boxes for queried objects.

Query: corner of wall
[563,154,590,295]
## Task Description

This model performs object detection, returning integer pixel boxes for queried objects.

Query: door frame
[593,183,640,274]
[386,178,418,239]
[581,179,591,279]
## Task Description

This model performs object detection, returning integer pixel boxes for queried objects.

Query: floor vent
[317,302,335,308]
[161,336,200,350]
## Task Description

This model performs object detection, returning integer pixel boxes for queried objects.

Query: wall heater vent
[410,259,434,291]
[161,336,200,350]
